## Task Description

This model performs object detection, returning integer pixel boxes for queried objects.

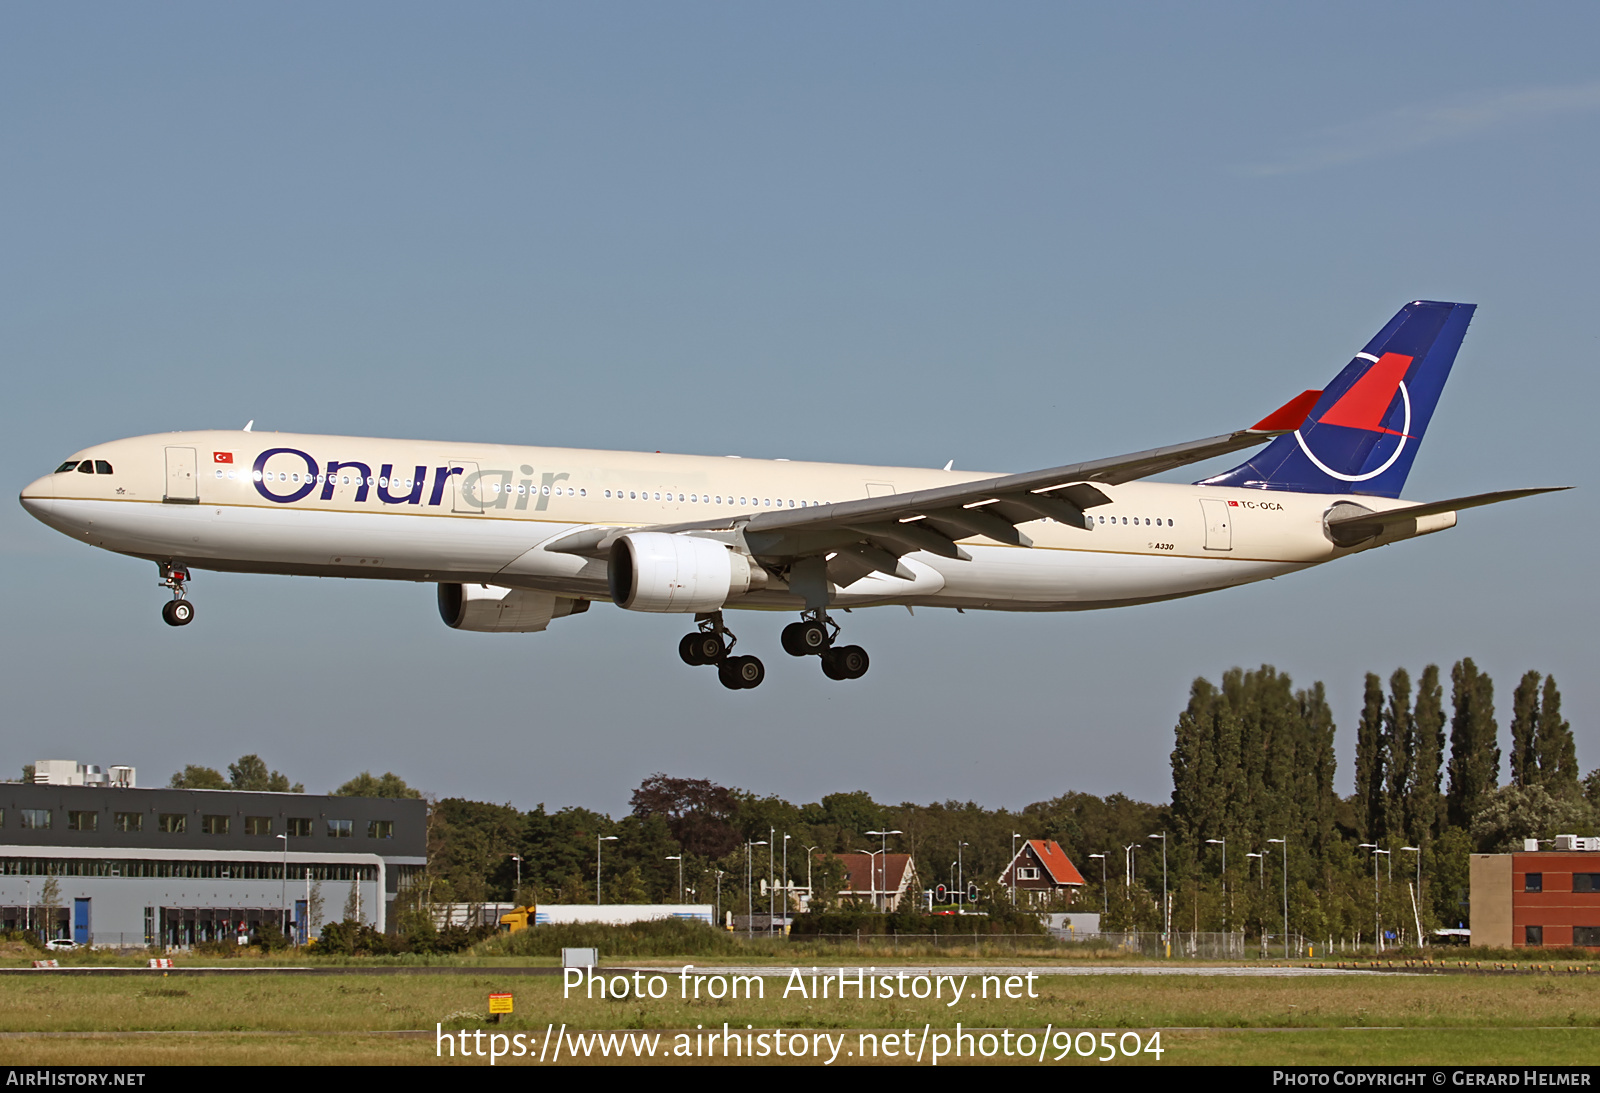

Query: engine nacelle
[437,583,589,632]
[607,532,759,612]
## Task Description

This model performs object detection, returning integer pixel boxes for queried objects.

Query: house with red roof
[998,840,1086,907]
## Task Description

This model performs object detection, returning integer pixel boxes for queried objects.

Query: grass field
[0,963,1596,1066]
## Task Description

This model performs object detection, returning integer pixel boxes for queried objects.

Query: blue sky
[3,3,1594,815]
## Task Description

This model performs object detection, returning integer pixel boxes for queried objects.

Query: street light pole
[1207,838,1227,933]
[1149,833,1168,953]
[866,830,901,912]
[1011,832,1022,905]
[1402,846,1423,947]
[666,855,682,904]
[1268,837,1287,958]
[1089,854,1107,916]
[596,835,618,903]
[277,834,288,937]
[746,840,767,938]
[782,834,792,931]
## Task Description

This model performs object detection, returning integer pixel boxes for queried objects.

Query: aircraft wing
[548,393,1319,584]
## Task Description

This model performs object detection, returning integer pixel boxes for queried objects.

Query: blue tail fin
[1198,300,1475,497]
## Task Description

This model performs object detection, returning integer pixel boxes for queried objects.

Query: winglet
[1248,390,1322,433]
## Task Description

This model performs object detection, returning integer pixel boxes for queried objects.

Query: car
[45,939,79,951]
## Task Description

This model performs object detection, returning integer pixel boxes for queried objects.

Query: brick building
[1470,836,1600,948]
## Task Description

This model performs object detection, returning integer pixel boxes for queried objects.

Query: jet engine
[437,583,589,632]
[607,532,763,612]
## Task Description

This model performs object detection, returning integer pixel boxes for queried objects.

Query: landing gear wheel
[679,632,725,666]
[718,655,765,690]
[821,645,868,680]
[162,600,194,627]
[782,620,830,656]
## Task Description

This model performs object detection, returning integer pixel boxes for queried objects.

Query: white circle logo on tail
[1292,352,1412,483]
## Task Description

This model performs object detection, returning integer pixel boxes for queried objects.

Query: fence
[788,933,1098,949]
[1094,931,1249,959]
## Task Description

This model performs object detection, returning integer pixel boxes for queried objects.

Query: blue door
[73,898,90,945]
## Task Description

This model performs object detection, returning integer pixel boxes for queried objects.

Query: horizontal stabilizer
[1326,487,1568,546]
[1248,390,1322,433]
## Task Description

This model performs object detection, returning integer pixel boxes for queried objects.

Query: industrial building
[1,763,425,947]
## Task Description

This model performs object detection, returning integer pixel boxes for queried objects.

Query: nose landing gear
[159,564,194,627]
[678,612,764,690]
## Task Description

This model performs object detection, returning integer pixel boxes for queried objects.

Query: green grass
[4,942,1600,1065]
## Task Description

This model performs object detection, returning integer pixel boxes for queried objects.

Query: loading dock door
[1199,498,1233,551]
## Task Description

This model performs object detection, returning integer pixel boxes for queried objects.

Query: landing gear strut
[784,609,868,680]
[159,564,194,627]
[678,612,764,690]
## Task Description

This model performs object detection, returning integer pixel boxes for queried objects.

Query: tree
[1170,678,1221,848]
[1353,673,1385,843]
[1408,665,1446,846]
[335,771,422,799]
[308,880,326,937]
[1469,784,1593,853]
[228,754,303,793]
[39,874,61,939]
[1383,669,1413,846]
[1509,672,1542,788]
[629,774,739,858]
[169,765,227,790]
[1446,659,1499,832]
[343,881,361,924]
[1535,676,1580,800]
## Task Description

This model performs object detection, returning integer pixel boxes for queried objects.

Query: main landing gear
[679,612,765,690]
[782,609,869,681]
[159,564,194,627]
[678,609,870,688]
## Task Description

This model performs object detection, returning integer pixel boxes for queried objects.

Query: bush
[481,919,747,959]
[253,923,292,952]
[0,929,46,953]
[313,919,493,956]
[789,907,1046,937]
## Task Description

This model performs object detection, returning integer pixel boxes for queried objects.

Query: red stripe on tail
[1318,352,1412,434]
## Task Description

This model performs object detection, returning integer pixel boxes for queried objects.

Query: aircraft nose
[19,475,55,519]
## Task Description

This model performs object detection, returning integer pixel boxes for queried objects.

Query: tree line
[82,659,1593,944]
[1165,660,1597,942]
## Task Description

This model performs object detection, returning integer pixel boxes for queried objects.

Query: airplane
[19,301,1562,690]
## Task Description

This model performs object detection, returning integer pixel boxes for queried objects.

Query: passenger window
[95,461,113,474]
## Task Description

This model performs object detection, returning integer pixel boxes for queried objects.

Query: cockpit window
[94,460,112,474]
[77,461,95,474]
[55,462,78,473]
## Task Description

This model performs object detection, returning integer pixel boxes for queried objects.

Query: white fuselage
[19,430,1451,613]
